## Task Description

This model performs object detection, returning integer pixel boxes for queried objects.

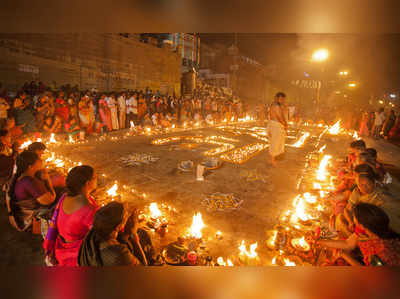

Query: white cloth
[375,112,385,126]
[126,96,138,114]
[267,120,286,157]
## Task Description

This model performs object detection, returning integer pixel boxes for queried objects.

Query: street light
[339,71,349,76]
[312,49,329,62]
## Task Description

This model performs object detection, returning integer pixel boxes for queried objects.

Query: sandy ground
[1,125,400,265]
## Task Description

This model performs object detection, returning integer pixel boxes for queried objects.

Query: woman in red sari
[43,165,98,266]
[319,203,400,266]
[98,95,112,132]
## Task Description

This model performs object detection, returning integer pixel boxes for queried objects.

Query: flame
[291,132,310,147]
[45,153,55,163]
[56,161,65,167]
[291,195,313,223]
[267,230,278,248]
[69,135,74,143]
[239,240,258,258]
[284,258,296,266]
[49,133,56,143]
[303,192,317,204]
[272,256,276,265]
[328,121,341,135]
[227,259,234,266]
[130,121,135,130]
[231,116,235,122]
[189,212,205,239]
[216,230,222,238]
[107,183,118,197]
[217,257,226,266]
[353,131,359,139]
[316,204,324,211]
[20,140,33,149]
[316,155,332,181]
[291,236,310,251]
[146,127,151,133]
[313,183,322,189]
[318,145,326,153]
[149,203,162,219]
[172,124,176,129]
[36,138,42,142]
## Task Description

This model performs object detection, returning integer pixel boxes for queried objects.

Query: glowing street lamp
[312,49,329,62]
[339,70,349,76]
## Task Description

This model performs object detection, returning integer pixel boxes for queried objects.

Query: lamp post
[311,49,329,108]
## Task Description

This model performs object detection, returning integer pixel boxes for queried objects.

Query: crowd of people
[0,81,247,142]
[358,108,400,140]
[0,139,157,266]
[317,139,400,266]
[1,81,400,267]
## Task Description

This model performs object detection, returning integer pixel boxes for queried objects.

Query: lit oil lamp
[106,182,119,201]
[303,192,317,205]
[291,236,311,252]
[215,230,223,240]
[148,202,168,237]
[266,230,278,250]
[291,132,310,148]
[49,133,57,144]
[328,120,341,135]
[188,212,205,239]
[238,240,259,266]
[20,140,33,150]
[316,155,332,181]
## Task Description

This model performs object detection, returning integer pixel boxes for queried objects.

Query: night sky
[200,34,400,96]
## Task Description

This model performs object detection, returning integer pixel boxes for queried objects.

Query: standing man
[372,108,385,139]
[267,92,288,166]
[118,92,127,129]
[126,93,138,127]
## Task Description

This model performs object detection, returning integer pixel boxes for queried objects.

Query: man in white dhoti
[267,92,287,166]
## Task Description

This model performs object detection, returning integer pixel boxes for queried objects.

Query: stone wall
[0,34,182,94]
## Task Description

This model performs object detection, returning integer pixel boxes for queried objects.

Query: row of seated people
[1,130,156,266]
[317,139,400,266]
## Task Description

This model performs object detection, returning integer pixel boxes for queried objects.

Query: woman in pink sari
[98,95,112,132]
[43,165,98,266]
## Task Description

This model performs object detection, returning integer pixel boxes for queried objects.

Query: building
[199,42,270,102]
[0,34,182,94]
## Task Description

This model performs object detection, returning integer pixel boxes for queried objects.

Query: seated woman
[64,116,81,140]
[27,142,66,195]
[78,202,148,266]
[335,172,390,238]
[43,116,62,135]
[319,203,400,266]
[43,165,98,266]
[8,151,56,231]
[3,117,24,143]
